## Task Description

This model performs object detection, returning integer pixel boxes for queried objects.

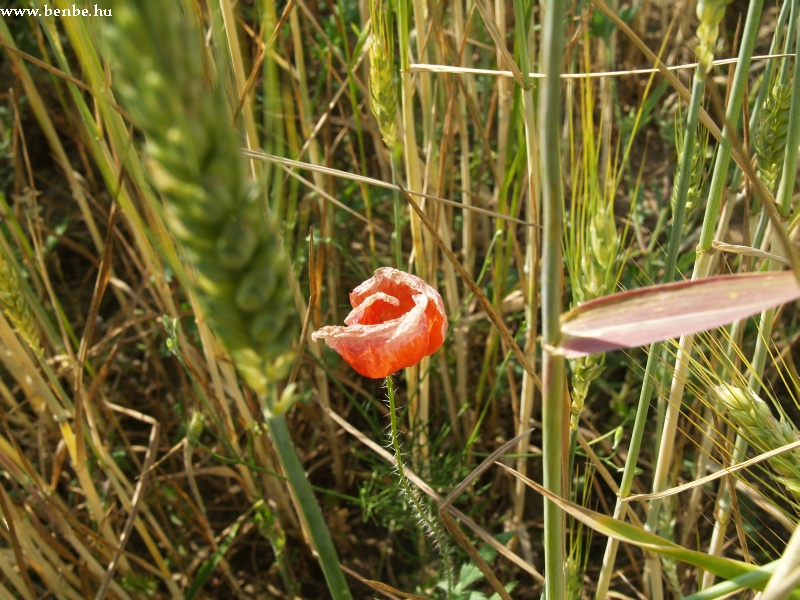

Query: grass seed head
[568,209,617,425]
[0,254,41,354]
[566,137,622,427]
[569,352,605,430]
[671,121,709,220]
[715,385,800,498]
[589,205,619,274]
[695,0,726,73]
[754,73,793,196]
[368,0,398,151]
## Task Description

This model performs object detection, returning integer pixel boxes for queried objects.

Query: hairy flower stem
[385,376,453,593]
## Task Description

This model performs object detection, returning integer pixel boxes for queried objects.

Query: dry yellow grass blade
[409,53,793,79]
[244,149,534,227]
[400,183,542,390]
[624,439,800,503]
[712,241,789,265]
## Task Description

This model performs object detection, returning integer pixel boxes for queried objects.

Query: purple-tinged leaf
[556,271,800,358]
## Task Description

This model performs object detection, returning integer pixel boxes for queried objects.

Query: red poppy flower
[311,267,448,378]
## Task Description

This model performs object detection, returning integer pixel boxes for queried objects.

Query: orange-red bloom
[311,267,448,378]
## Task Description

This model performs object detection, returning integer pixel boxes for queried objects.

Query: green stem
[704,17,800,589]
[334,0,375,265]
[391,154,403,268]
[779,0,799,84]
[747,0,792,138]
[539,0,567,596]
[697,0,765,253]
[266,413,353,599]
[746,13,800,396]
[595,56,707,600]
[512,0,541,526]
[776,11,800,218]
[642,5,764,595]
[395,0,426,277]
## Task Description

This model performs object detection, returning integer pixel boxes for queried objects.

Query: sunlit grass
[0,0,799,598]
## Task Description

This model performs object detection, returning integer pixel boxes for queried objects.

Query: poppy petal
[344,292,404,326]
[350,268,448,353]
[312,268,448,378]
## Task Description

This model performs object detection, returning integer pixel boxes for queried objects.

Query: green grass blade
[267,415,353,599]
[500,463,764,590]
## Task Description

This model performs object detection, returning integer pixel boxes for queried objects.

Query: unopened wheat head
[368,0,397,150]
[695,0,726,74]
[715,385,800,498]
[569,199,619,428]
[105,2,296,397]
[755,74,793,196]
[671,123,708,219]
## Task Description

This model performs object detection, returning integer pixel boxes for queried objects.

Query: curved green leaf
[497,463,763,589]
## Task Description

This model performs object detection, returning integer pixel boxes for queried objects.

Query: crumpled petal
[311,267,448,378]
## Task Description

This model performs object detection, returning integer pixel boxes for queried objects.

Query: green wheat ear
[671,119,708,220]
[368,0,397,151]
[104,2,295,400]
[570,203,620,430]
[754,73,793,197]
[0,250,41,355]
[715,385,800,499]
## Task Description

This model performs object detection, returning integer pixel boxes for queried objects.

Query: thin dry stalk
[288,4,346,489]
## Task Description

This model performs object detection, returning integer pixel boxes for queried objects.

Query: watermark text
[1,4,111,17]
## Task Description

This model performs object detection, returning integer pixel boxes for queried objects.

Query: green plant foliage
[435,532,517,599]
